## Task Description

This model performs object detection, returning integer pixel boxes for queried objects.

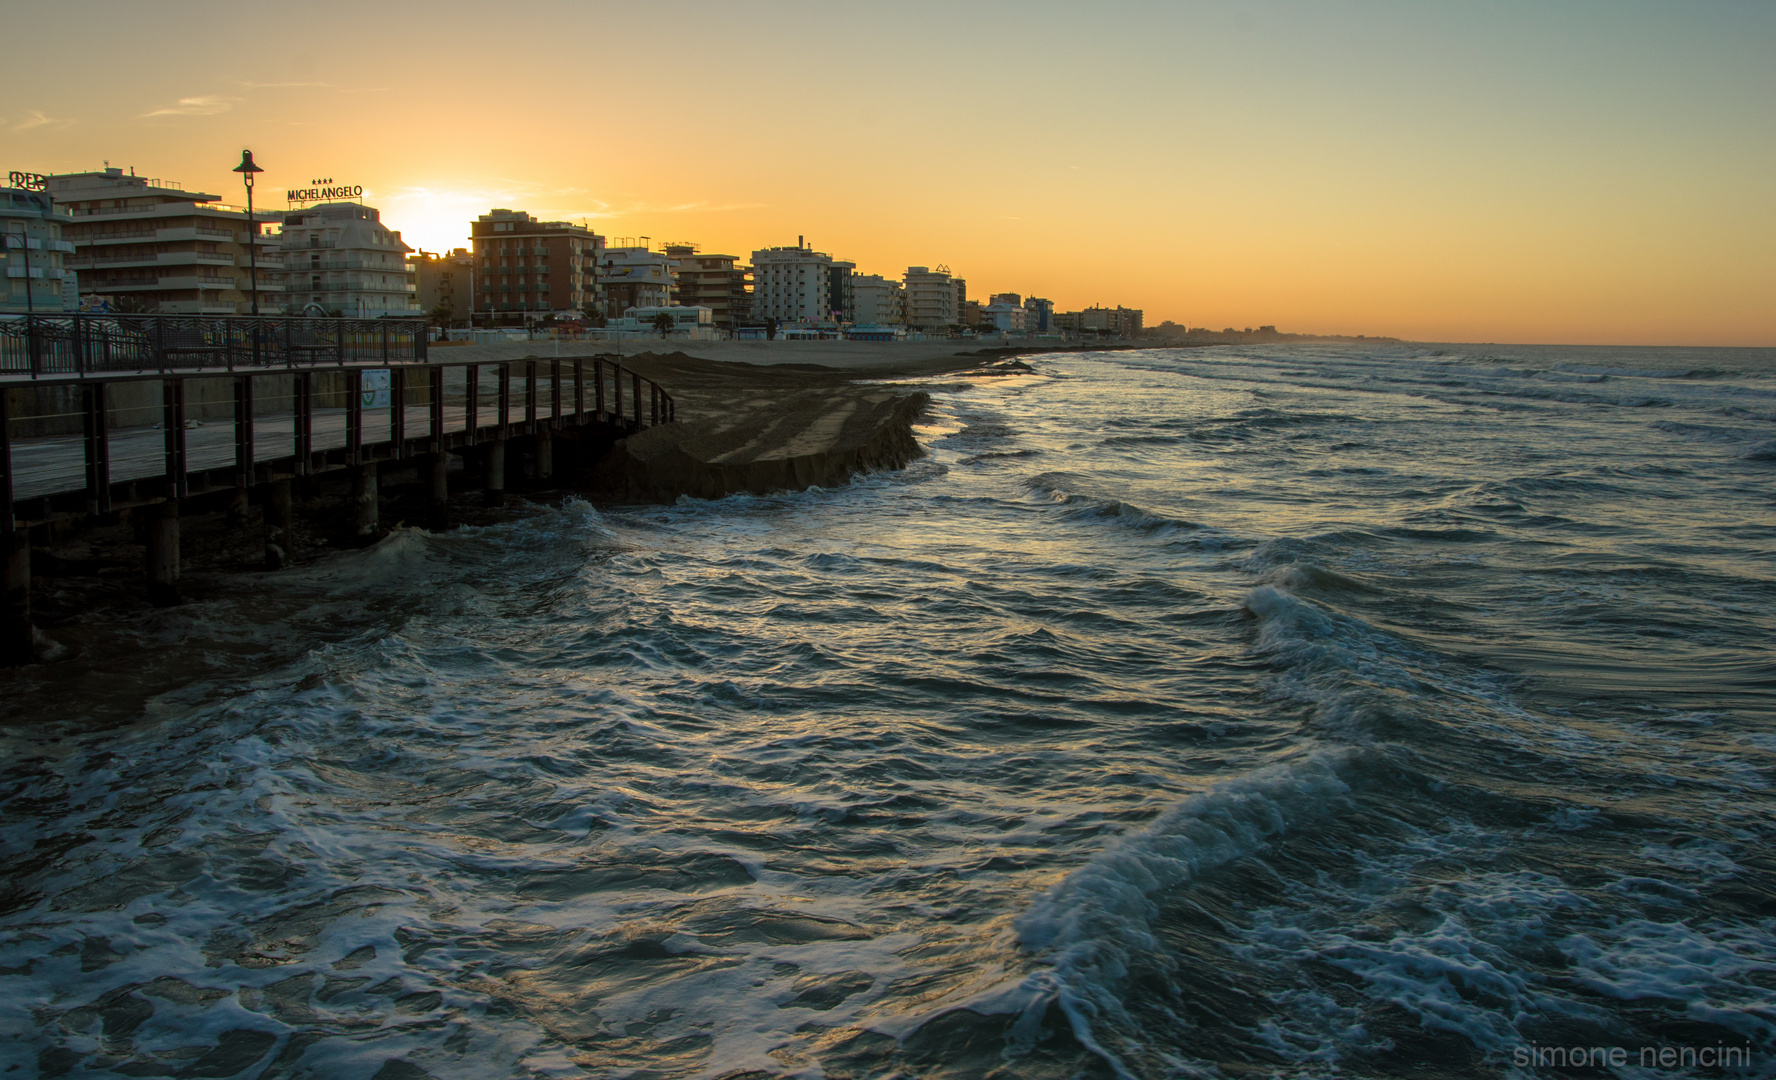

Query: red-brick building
[470,209,604,325]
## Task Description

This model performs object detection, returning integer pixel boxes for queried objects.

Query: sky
[4,0,1773,345]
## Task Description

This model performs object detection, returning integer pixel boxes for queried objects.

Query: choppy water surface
[3,343,1775,1079]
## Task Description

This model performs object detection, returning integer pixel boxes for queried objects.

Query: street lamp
[232,149,263,316]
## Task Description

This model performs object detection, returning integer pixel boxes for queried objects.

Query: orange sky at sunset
[5,1,1772,345]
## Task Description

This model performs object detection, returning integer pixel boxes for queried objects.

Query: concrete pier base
[535,428,554,481]
[428,453,451,531]
[485,439,507,506]
[146,500,180,608]
[264,479,293,570]
[354,463,380,541]
[1,532,31,666]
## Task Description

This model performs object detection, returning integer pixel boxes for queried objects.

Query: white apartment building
[982,302,1028,332]
[601,246,675,318]
[280,201,417,318]
[49,167,282,315]
[1,184,76,314]
[851,274,905,326]
[904,265,958,329]
[751,243,834,326]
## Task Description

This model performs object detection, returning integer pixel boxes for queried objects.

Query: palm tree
[651,311,675,339]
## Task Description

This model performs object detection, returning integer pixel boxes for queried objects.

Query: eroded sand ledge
[583,349,1021,501]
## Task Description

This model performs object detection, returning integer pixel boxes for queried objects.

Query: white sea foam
[1009,752,1358,1076]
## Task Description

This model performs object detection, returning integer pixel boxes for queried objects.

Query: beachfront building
[1023,296,1054,332]
[828,260,856,325]
[982,301,1028,332]
[851,274,905,326]
[601,246,675,320]
[1,181,76,314]
[610,304,717,339]
[47,167,282,315]
[664,244,751,329]
[904,265,958,330]
[279,201,417,318]
[472,209,605,325]
[751,242,834,326]
[1058,305,1145,336]
[411,247,474,325]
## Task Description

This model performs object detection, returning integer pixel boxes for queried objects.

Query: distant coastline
[1143,323,1402,346]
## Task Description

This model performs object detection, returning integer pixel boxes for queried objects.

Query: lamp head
[233,149,263,187]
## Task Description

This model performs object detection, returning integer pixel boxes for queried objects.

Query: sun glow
[5,1,1773,344]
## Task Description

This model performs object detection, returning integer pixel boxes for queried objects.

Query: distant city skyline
[4,0,1772,345]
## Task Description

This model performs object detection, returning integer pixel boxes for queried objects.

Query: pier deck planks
[7,403,534,501]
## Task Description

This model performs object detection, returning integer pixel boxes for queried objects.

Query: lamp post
[4,231,33,315]
[232,149,263,316]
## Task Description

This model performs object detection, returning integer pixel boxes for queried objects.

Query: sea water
[2,343,1773,1078]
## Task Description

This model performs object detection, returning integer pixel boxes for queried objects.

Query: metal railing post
[497,362,511,437]
[465,364,480,432]
[164,378,188,499]
[82,382,110,514]
[0,386,13,530]
[295,371,313,475]
[346,368,363,464]
[234,375,255,485]
[430,365,445,448]
[525,360,537,427]
[390,367,406,456]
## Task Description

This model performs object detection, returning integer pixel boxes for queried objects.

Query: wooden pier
[0,314,676,665]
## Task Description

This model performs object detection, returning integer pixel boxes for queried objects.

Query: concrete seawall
[575,349,989,502]
[592,388,928,501]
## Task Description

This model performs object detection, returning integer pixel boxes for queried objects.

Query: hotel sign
[286,177,363,204]
[8,171,47,191]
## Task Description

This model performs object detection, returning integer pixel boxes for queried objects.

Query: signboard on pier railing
[361,369,390,408]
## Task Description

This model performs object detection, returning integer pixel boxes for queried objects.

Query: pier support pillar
[1,532,31,666]
[428,452,451,532]
[264,478,293,570]
[354,463,380,542]
[535,428,553,482]
[146,500,180,608]
[226,485,250,525]
[484,439,507,506]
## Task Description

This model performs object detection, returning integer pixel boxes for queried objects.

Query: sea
[2,342,1774,1079]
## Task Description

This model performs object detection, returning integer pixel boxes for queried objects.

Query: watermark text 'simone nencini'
[1514,1042,1753,1070]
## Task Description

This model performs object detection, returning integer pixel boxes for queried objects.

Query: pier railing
[0,313,428,378]
[1,356,676,525]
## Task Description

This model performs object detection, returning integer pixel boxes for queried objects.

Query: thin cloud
[571,199,763,218]
[142,96,236,118]
[240,81,389,94]
[9,110,72,132]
